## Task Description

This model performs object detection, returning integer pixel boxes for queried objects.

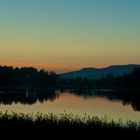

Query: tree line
[0,66,58,87]
[0,65,140,89]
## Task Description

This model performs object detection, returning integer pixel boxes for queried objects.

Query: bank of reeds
[0,111,140,136]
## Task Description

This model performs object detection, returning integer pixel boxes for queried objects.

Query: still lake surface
[0,89,140,122]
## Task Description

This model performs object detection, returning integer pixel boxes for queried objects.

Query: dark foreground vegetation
[0,112,140,136]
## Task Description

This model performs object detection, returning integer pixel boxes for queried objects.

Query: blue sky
[0,0,140,72]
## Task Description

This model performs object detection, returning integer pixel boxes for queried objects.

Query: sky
[0,0,140,73]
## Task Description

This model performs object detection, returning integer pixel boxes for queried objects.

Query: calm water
[0,89,140,122]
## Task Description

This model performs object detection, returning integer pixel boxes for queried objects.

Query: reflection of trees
[116,92,140,111]
[131,100,140,111]
[63,89,140,112]
[100,91,140,112]
[0,89,60,105]
[0,88,140,112]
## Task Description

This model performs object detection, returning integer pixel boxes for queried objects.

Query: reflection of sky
[0,0,140,72]
[0,92,140,122]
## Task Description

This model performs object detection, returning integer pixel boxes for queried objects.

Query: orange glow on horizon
[0,60,133,73]
[0,60,97,73]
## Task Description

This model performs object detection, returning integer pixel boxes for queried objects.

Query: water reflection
[65,89,140,112]
[0,88,140,112]
[0,89,60,105]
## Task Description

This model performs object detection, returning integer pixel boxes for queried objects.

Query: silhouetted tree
[0,66,58,87]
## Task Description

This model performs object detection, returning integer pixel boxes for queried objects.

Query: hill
[60,64,140,79]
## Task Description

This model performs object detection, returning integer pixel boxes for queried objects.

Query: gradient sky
[0,0,140,73]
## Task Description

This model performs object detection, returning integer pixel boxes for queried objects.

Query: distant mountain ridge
[60,64,140,79]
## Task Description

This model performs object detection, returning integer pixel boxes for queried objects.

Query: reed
[0,111,139,131]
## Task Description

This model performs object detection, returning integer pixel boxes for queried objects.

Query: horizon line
[0,63,140,74]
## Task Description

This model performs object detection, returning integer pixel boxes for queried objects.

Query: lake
[0,88,140,122]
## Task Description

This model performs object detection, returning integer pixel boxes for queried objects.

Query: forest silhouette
[0,65,140,89]
[0,66,58,87]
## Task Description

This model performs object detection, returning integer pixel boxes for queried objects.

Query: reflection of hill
[0,89,60,105]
